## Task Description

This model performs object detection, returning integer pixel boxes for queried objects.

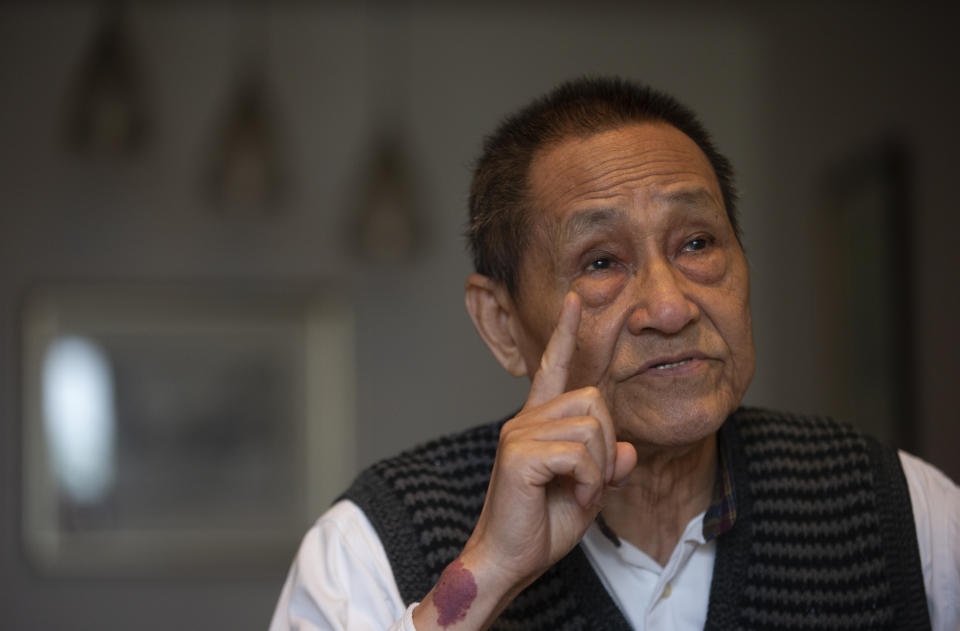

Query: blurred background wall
[1,1,957,629]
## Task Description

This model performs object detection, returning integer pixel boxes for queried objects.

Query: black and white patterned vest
[342,407,930,630]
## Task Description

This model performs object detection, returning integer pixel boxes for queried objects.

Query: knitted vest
[342,408,930,630]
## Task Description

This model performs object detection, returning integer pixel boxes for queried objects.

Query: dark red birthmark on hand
[434,559,478,627]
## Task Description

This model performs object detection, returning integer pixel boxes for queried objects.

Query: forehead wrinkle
[578,168,713,202]
[547,158,710,209]
[652,187,723,212]
[557,207,625,246]
[532,129,705,201]
[534,142,663,202]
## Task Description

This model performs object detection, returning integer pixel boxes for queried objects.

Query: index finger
[525,291,581,408]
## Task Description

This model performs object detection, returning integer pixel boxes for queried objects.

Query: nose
[625,258,699,335]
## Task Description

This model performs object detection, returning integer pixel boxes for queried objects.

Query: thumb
[610,442,637,487]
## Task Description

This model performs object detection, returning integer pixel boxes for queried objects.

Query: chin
[614,393,734,449]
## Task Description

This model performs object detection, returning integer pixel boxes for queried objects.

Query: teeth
[654,359,691,370]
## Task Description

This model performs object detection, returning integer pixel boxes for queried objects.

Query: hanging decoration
[351,131,421,262]
[63,2,149,155]
[350,8,424,262]
[204,65,285,208]
[204,3,285,210]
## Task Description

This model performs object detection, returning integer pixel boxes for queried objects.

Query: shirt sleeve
[268,499,420,631]
[899,451,960,631]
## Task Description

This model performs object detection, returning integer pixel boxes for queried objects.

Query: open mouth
[653,358,693,370]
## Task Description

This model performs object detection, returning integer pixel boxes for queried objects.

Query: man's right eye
[587,257,612,271]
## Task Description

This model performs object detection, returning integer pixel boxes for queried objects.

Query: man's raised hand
[414,292,636,630]
[471,292,636,586]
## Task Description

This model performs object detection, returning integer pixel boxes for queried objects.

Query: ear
[464,274,530,377]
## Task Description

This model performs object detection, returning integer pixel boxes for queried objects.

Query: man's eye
[683,238,710,252]
[587,257,613,271]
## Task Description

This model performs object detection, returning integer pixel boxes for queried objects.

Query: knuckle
[498,426,520,450]
[581,463,602,486]
[538,355,551,375]
[573,415,601,440]
[501,413,529,436]
[571,385,602,401]
[573,442,592,460]
[498,439,523,461]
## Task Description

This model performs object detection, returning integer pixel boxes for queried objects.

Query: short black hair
[467,76,739,297]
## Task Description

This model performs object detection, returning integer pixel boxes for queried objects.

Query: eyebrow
[652,187,720,210]
[558,207,624,245]
[557,187,720,245]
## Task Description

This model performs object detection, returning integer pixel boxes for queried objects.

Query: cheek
[568,295,632,388]
[710,282,755,389]
[729,304,755,381]
[676,249,726,285]
[571,272,628,309]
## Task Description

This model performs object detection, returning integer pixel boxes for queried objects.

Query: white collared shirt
[580,511,716,629]
[269,451,959,631]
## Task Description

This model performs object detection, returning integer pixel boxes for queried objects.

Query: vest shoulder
[729,405,878,448]
[340,417,508,603]
[362,418,504,481]
[341,417,507,530]
[709,407,928,629]
[725,406,891,480]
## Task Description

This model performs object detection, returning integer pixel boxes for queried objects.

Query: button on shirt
[269,451,959,631]
[581,513,716,629]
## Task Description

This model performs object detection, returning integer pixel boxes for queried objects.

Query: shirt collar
[701,428,737,541]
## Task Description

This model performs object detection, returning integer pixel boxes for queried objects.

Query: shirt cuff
[399,602,420,631]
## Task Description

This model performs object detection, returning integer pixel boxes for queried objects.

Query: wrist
[412,548,532,631]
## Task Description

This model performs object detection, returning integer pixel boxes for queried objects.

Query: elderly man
[271,77,958,630]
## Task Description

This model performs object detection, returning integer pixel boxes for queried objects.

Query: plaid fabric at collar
[701,430,737,541]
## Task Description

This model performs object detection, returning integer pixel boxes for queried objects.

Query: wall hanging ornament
[63,1,149,156]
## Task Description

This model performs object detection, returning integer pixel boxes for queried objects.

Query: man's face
[513,122,755,449]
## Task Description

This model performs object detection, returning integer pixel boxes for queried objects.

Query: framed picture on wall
[21,282,354,576]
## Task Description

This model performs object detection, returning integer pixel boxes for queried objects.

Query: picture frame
[21,282,354,576]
